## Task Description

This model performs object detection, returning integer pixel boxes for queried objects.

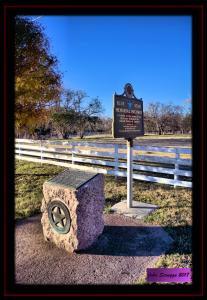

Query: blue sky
[29,16,192,117]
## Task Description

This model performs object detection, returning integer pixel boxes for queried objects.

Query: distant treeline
[16,101,191,139]
[143,102,191,135]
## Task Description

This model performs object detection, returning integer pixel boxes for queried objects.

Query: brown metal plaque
[46,169,98,190]
[112,94,144,139]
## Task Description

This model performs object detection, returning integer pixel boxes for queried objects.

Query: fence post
[72,144,75,164]
[174,148,179,188]
[114,144,119,178]
[40,140,43,164]
[18,142,21,159]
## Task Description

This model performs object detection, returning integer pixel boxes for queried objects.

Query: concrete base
[110,200,158,219]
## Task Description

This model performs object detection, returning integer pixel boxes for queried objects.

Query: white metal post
[127,139,133,208]
[174,148,179,188]
[19,143,21,158]
[72,145,75,164]
[114,144,119,179]
[40,140,43,164]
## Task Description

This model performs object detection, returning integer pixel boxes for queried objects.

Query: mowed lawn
[15,160,192,283]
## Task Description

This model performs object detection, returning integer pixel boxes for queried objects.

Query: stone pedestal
[41,169,105,253]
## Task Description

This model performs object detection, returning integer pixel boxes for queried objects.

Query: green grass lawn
[15,160,192,283]
[15,161,65,219]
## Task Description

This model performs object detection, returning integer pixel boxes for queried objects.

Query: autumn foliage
[15,17,62,136]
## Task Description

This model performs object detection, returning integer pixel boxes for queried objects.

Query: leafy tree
[15,16,62,136]
[51,109,77,139]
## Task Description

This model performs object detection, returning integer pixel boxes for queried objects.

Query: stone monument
[41,169,105,253]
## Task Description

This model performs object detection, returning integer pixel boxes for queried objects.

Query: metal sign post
[112,83,144,209]
[127,138,133,208]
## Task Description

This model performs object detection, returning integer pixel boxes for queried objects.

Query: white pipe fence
[15,139,192,188]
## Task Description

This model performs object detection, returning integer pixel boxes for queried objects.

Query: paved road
[15,214,173,285]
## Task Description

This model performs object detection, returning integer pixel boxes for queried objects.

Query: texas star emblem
[128,101,133,110]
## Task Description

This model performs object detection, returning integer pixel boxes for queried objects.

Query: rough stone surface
[41,170,105,253]
[110,200,158,219]
[15,214,174,285]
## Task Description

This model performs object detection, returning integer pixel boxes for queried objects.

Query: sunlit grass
[15,161,65,219]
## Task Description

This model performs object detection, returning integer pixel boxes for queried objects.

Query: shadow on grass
[105,196,125,206]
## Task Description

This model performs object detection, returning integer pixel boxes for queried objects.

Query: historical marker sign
[112,83,144,139]
[112,83,144,208]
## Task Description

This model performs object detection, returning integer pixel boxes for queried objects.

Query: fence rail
[15,139,192,188]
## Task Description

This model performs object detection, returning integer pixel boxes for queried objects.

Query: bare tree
[145,102,188,135]
[143,111,157,134]
[53,89,104,139]
[146,102,164,134]
[182,112,192,133]
[97,117,112,134]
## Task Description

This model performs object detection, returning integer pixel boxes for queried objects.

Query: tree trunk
[63,132,68,139]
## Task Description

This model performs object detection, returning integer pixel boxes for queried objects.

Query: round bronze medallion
[47,200,71,234]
